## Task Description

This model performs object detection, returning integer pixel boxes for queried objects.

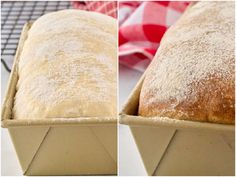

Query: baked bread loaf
[13,10,117,119]
[139,2,235,124]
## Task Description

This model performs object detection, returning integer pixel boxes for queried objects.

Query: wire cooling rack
[1,1,73,72]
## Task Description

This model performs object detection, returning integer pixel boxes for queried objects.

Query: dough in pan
[13,10,117,119]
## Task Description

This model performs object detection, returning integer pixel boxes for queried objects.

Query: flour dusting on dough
[13,10,117,119]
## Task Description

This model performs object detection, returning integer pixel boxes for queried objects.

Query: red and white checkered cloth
[72,1,117,18]
[72,1,189,71]
[119,1,189,71]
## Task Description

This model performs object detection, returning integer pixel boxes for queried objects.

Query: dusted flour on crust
[139,2,235,124]
[13,10,117,119]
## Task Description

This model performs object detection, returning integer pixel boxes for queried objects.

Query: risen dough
[139,2,235,124]
[13,10,117,119]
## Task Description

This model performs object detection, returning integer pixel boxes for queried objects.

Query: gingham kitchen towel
[72,1,117,18]
[119,1,189,72]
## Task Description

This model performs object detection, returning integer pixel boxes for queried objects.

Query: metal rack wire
[1,1,72,72]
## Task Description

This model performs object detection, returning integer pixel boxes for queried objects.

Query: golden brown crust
[139,75,235,124]
[138,2,235,124]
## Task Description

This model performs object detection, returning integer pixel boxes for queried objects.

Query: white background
[1,63,22,176]
[118,64,147,176]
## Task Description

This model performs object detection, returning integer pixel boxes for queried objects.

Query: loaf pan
[1,23,117,175]
[120,63,235,176]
